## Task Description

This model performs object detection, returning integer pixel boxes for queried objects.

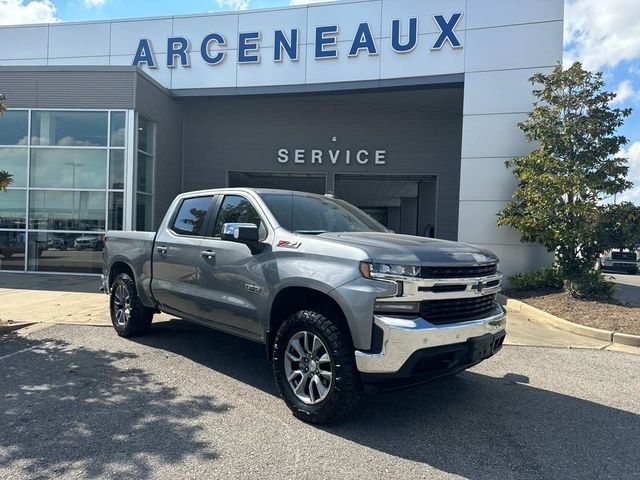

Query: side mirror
[221,223,260,244]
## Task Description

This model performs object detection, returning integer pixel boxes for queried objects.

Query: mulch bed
[506,289,640,336]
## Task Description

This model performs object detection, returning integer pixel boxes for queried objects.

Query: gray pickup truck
[102,188,506,423]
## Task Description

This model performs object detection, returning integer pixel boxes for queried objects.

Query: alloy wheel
[284,331,333,405]
[113,284,131,326]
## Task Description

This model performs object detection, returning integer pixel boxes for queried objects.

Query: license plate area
[468,334,500,362]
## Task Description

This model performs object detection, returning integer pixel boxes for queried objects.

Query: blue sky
[1,0,639,203]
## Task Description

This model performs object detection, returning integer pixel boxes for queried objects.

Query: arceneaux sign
[132,14,463,69]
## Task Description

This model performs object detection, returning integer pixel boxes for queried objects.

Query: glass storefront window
[136,193,152,231]
[0,189,27,229]
[109,192,124,231]
[30,148,107,189]
[1,108,130,274]
[29,190,106,231]
[27,232,104,274]
[110,112,126,147]
[31,111,108,146]
[135,115,155,231]
[0,111,28,145]
[0,148,28,187]
[109,150,125,189]
[136,152,153,194]
[137,115,155,154]
[0,231,26,271]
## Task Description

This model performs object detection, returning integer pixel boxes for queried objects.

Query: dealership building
[0,0,563,276]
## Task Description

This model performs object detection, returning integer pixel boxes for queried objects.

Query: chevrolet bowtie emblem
[471,281,486,293]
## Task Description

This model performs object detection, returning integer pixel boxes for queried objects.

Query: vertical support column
[325,172,335,195]
[124,110,136,231]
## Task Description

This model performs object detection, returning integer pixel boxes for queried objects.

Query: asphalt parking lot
[610,273,640,305]
[1,323,639,480]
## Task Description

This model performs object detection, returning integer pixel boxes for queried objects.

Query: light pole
[65,162,82,228]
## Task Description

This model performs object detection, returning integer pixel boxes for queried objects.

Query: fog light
[374,301,420,314]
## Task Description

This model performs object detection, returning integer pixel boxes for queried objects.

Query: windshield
[260,192,388,234]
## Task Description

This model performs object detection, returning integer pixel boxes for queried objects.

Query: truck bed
[103,230,156,299]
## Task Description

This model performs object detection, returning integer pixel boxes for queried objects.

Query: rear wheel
[272,309,362,424]
[110,273,154,337]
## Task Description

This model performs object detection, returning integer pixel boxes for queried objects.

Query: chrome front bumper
[355,304,507,374]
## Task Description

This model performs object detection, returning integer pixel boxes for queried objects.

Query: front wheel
[272,309,362,424]
[110,273,154,337]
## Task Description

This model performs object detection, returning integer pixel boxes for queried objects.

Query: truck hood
[318,232,498,266]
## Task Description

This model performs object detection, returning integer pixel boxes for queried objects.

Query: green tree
[595,202,640,251]
[0,93,12,192]
[497,62,633,295]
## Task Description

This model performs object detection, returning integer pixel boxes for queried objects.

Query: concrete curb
[0,322,36,334]
[498,294,640,347]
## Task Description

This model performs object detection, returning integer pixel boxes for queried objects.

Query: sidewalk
[0,273,178,327]
[1,272,639,354]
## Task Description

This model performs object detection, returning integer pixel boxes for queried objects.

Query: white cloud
[612,79,637,105]
[289,0,335,4]
[0,0,59,25]
[216,0,249,10]
[618,141,640,203]
[83,0,106,7]
[564,0,640,71]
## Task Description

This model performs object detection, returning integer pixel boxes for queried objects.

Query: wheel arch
[267,286,351,359]
[108,259,157,310]
[108,260,136,290]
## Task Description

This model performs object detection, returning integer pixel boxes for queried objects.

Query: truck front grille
[612,252,636,261]
[420,294,497,324]
[420,263,498,279]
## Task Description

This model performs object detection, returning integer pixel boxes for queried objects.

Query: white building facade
[0,0,563,275]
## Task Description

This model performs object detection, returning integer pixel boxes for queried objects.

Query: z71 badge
[276,240,302,249]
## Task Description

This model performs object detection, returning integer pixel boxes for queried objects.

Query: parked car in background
[74,235,105,251]
[596,249,639,275]
[0,241,45,258]
[48,237,68,250]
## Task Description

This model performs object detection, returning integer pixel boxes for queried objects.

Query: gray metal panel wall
[181,87,463,240]
[134,73,183,228]
[0,67,135,109]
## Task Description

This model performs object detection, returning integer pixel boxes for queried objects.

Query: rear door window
[171,196,214,236]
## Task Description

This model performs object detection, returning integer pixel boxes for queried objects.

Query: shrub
[566,270,616,299]
[508,267,564,291]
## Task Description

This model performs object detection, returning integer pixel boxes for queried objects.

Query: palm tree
[0,171,12,192]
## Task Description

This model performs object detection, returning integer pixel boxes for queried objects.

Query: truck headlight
[360,262,420,279]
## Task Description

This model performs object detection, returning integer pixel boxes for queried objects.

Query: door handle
[201,250,216,260]
[156,246,168,256]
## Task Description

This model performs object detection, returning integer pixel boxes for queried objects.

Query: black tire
[629,268,638,275]
[272,309,362,424]
[109,273,154,337]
